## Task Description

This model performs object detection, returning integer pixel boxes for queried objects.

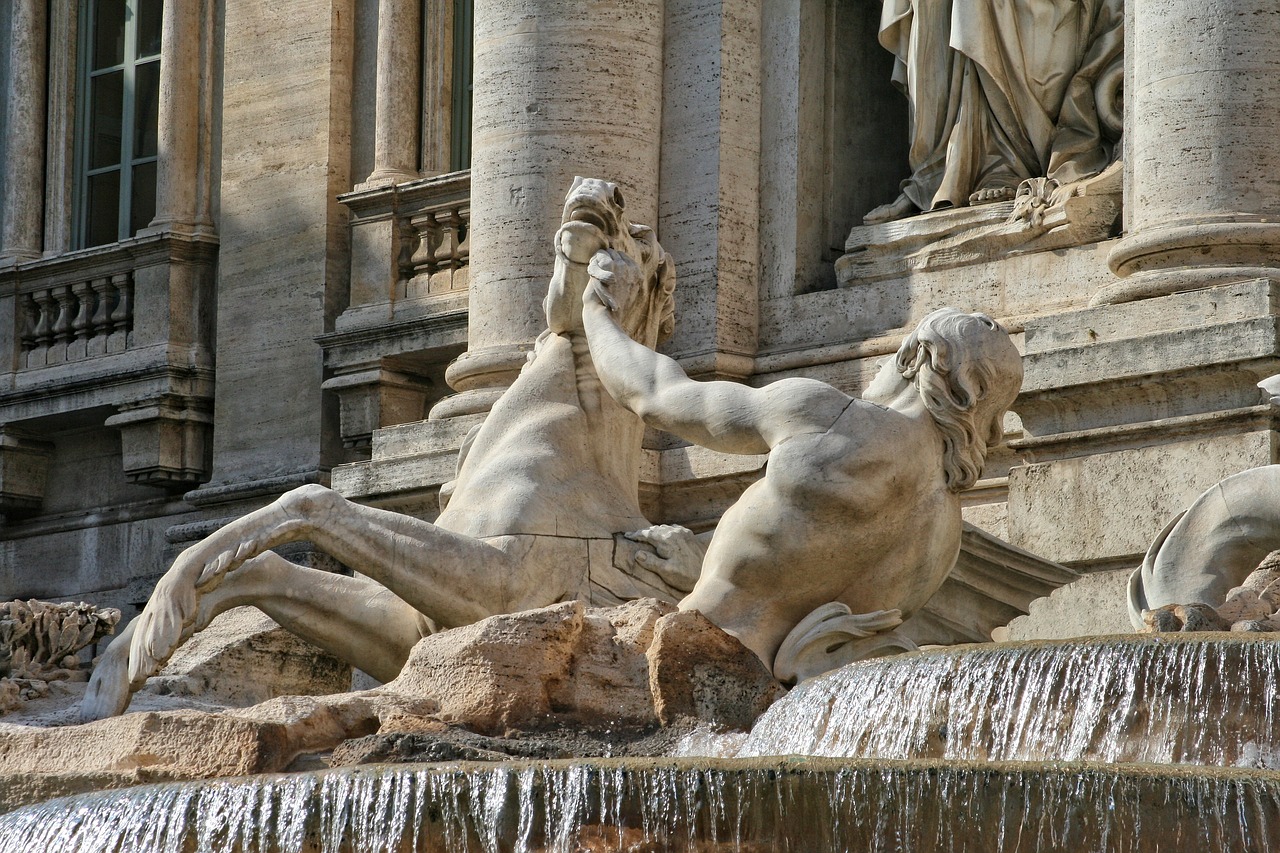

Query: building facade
[2,0,1279,640]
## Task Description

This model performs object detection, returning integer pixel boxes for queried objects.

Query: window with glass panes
[76,0,161,248]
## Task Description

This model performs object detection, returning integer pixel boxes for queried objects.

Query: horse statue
[82,177,683,720]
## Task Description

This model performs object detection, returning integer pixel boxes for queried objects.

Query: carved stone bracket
[321,367,434,450]
[0,428,53,515]
[104,397,213,488]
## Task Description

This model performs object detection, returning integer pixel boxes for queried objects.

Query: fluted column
[1098,0,1280,305]
[361,0,422,187]
[431,0,665,418]
[146,0,204,235]
[1,0,48,262]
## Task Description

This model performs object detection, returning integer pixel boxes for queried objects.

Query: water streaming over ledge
[729,634,1280,767]
[2,758,1279,852]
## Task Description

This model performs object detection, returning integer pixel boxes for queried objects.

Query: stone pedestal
[1099,0,1280,305]
[434,0,664,418]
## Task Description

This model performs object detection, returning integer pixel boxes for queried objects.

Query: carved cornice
[0,231,219,295]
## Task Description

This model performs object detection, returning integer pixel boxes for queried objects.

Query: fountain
[1,181,1278,851]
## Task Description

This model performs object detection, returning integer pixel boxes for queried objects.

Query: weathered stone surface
[647,610,783,730]
[0,600,781,793]
[147,607,352,707]
[386,599,672,735]
[330,721,699,767]
[1009,432,1274,567]
[1003,569,1131,642]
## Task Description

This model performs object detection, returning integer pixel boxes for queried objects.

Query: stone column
[0,0,47,262]
[431,0,665,418]
[1099,0,1280,305]
[147,0,203,235]
[361,0,421,187]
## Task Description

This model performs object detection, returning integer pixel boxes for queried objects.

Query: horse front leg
[125,484,521,692]
[82,549,434,721]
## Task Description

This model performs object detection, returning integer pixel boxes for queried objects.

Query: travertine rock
[147,607,352,706]
[647,610,784,730]
[0,600,119,714]
[0,601,782,785]
[1139,604,1228,634]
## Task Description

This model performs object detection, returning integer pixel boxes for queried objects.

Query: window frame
[72,0,161,249]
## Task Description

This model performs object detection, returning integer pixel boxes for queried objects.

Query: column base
[1091,268,1280,307]
[430,342,531,419]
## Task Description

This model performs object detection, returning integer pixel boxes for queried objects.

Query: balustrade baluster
[441,209,465,270]
[32,290,54,348]
[410,211,442,279]
[396,217,418,285]
[453,207,470,267]
[51,286,74,345]
[71,281,94,343]
[19,294,40,352]
[109,273,133,334]
[89,277,114,337]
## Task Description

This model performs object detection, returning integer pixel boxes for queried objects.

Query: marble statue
[1128,375,1280,630]
[582,263,1023,678]
[864,0,1124,224]
[81,177,676,721]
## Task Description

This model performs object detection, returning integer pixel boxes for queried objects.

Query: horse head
[545,177,675,348]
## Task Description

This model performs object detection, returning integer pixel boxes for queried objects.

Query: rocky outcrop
[0,600,119,713]
[0,599,782,801]
[1140,552,1280,634]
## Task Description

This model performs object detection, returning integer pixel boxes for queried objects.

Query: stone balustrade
[18,272,134,367]
[319,171,472,454]
[0,232,217,499]
[402,186,470,298]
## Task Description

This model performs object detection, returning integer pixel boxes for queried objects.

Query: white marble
[584,290,1023,677]
[864,0,1122,224]
[81,178,678,721]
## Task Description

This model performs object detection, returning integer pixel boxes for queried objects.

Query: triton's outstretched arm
[582,250,849,454]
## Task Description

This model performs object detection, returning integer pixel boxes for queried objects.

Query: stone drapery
[879,0,1123,213]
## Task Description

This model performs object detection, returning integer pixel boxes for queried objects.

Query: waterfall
[730,634,1280,766]
[2,758,1279,852]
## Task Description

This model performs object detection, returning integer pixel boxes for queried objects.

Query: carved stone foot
[863,194,919,225]
[968,185,1018,206]
[80,622,139,722]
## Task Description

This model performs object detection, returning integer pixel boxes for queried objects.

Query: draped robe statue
[865,0,1124,224]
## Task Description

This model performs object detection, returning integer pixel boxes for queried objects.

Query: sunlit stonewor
[3,0,1280,848]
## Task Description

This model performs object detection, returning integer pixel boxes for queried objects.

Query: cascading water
[2,758,1279,852]
[720,634,1280,767]
[8,634,1280,850]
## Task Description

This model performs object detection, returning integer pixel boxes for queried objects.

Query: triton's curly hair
[895,308,1023,491]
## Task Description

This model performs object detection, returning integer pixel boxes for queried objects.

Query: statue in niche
[863,0,1124,225]
[582,250,1023,682]
[81,177,687,721]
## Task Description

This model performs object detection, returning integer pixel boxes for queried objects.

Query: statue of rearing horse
[82,177,680,721]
